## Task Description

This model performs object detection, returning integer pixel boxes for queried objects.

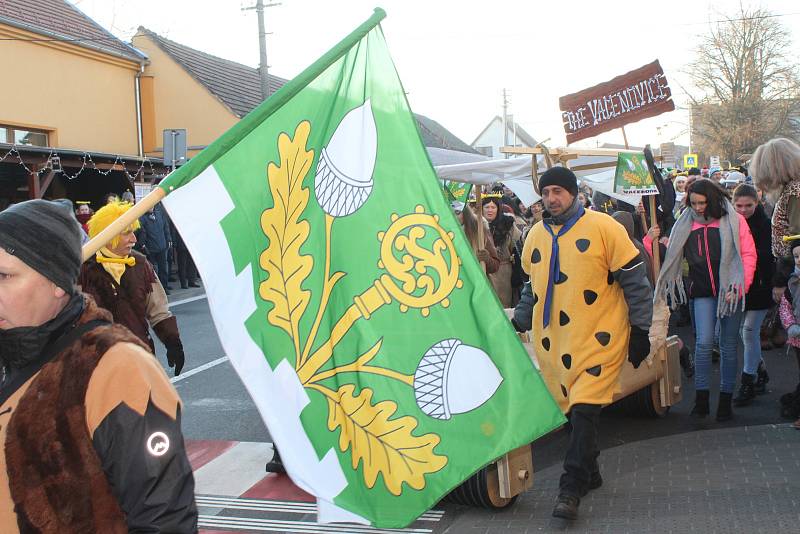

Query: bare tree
[687,6,800,163]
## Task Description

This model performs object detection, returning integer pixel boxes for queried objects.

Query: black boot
[552,494,580,520]
[716,392,733,422]
[781,381,800,406]
[781,382,800,419]
[679,346,695,378]
[733,373,756,407]
[588,471,603,491]
[691,390,710,418]
[265,448,286,474]
[755,362,769,395]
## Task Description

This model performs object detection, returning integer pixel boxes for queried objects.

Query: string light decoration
[0,145,168,182]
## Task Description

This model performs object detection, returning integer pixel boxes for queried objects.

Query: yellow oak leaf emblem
[259,121,315,366]
[322,383,447,495]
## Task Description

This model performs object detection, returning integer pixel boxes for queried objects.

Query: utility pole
[502,89,510,159]
[244,0,281,100]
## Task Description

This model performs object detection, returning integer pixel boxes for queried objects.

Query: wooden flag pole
[475,184,486,273]
[81,186,167,262]
[648,194,661,275]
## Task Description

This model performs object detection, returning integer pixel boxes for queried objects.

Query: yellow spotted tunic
[521,210,639,413]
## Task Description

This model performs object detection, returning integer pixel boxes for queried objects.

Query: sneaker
[552,494,580,520]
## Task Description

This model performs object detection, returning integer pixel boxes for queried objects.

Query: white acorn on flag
[414,339,503,420]
[314,100,377,217]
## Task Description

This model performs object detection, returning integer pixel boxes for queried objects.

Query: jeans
[741,309,768,375]
[693,297,743,393]
[148,249,169,290]
[559,404,601,497]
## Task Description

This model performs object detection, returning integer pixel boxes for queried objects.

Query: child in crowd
[777,241,800,427]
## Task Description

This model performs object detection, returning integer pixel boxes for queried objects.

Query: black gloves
[153,316,185,377]
[166,343,185,376]
[627,325,650,368]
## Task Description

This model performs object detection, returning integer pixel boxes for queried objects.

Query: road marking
[195,495,443,522]
[168,294,208,308]
[198,514,432,533]
[170,355,228,384]
[194,441,275,497]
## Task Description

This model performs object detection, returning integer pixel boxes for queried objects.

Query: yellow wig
[87,200,141,249]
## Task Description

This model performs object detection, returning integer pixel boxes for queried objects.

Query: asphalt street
[161,287,800,532]
[164,287,797,451]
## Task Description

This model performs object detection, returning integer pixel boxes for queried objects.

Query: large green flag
[161,8,563,528]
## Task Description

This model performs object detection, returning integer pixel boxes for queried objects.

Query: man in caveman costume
[513,167,653,520]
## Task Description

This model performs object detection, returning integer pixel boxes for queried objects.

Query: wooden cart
[447,306,682,509]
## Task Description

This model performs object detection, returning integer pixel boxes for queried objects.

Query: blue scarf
[541,201,585,328]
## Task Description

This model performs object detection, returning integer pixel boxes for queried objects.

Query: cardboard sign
[559,60,675,144]
[683,153,698,169]
[614,153,658,195]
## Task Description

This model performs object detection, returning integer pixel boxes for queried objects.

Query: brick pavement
[441,423,800,533]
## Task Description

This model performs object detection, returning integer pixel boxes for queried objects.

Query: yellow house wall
[0,25,140,155]
[132,32,239,158]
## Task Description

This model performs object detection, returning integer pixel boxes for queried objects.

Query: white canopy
[434,155,643,208]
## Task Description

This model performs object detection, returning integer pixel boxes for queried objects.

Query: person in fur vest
[79,200,185,376]
[0,199,197,533]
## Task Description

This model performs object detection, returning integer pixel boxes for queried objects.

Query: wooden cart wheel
[444,463,518,509]
[608,383,669,418]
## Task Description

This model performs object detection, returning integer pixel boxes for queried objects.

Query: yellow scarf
[95,247,135,285]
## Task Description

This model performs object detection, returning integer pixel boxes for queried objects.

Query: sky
[75,0,800,150]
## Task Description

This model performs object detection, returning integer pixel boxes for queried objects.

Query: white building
[471,116,537,158]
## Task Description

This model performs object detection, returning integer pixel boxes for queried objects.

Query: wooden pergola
[0,143,168,200]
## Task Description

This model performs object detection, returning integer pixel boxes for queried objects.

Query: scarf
[655,200,745,317]
[541,198,585,328]
[96,246,136,284]
[0,292,84,370]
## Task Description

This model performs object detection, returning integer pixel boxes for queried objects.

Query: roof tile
[140,27,474,153]
[0,0,144,61]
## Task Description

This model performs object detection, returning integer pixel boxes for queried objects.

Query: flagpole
[81,186,166,262]
[475,184,486,273]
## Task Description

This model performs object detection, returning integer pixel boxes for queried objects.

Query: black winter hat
[538,166,579,196]
[0,199,82,294]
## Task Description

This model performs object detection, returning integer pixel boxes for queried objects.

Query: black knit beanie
[539,166,579,196]
[0,199,82,294]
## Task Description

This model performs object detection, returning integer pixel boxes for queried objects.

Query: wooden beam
[500,146,640,157]
[38,170,56,198]
[27,168,41,200]
[569,161,617,173]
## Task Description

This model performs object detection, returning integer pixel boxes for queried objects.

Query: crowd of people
[452,137,800,520]
[3,136,800,529]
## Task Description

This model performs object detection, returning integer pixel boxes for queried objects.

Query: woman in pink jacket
[655,179,757,421]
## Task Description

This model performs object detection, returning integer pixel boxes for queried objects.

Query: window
[2,125,49,147]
